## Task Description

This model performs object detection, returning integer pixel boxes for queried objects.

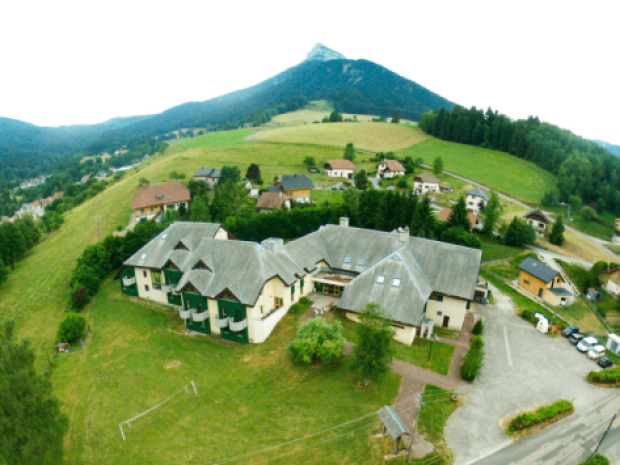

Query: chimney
[261,237,284,254]
[399,226,410,242]
[339,217,349,228]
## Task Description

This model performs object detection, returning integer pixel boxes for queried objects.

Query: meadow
[181,128,257,149]
[400,139,557,204]
[255,122,428,152]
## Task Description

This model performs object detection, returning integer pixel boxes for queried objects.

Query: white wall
[325,169,354,178]
[605,279,620,296]
[345,312,417,346]
[425,295,468,331]
[135,267,169,304]
[414,181,440,194]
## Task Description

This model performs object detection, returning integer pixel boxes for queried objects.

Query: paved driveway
[445,284,616,465]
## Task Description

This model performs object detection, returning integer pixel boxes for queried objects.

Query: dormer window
[376,275,385,284]
[344,256,352,265]
[358,258,367,267]
[392,278,401,288]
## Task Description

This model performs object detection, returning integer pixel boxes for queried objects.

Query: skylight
[344,256,353,265]
[140,253,147,260]
[376,275,385,284]
[392,278,401,288]
[358,258,367,267]
[161,233,168,241]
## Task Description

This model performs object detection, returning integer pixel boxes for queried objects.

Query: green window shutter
[291,285,295,296]
[301,279,305,289]
[466,301,471,310]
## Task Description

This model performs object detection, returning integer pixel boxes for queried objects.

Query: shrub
[470,335,484,351]
[587,367,620,384]
[71,286,89,310]
[289,303,304,315]
[461,334,485,381]
[397,178,408,189]
[287,318,345,365]
[299,296,312,306]
[472,319,484,335]
[57,313,87,343]
[507,400,573,433]
[579,454,610,465]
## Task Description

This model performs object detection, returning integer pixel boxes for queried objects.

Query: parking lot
[445,284,617,465]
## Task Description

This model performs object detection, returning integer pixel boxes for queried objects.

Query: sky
[1,0,619,144]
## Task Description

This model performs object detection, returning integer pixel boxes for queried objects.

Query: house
[413,173,441,195]
[256,191,291,212]
[242,180,260,199]
[193,167,221,190]
[324,159,355,179]
[517,256,573,306]
[121,219,482,345]
[96,170,108,180]
[586,288,602,301]
[131,181,191,221]
[604,267,620,296]
[114,149,128,155]
[440,182,453,193]
[437,207,483,230]
[465,187,489,214]
[270,174,314,204]
[377,159,406,178]
[523,208,551,237]
[14,203,45,221]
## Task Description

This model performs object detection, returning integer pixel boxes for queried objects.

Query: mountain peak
[306,43,345,62]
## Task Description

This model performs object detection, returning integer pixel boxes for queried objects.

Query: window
[152,271,162,290]
[524,279,530,285]
[274,297,283,308]
[430,294,443,302]
[437,311,442,316]
[556,278,560,284]
[376,275,385,284]
[145,285,149,292]
[392,278,401,288]
[291,285,295,296]
[343,256,352,265]
[358,258,367,267]
[391,323,405,329]
[143,270,147,278]
[141,208,145,213]
[167,194,171,199]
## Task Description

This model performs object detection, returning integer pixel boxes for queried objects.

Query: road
[473,394,620,465]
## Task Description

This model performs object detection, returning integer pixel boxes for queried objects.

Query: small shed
[607,334,620,355]
[377,405,410,455]
[586,288,602,301]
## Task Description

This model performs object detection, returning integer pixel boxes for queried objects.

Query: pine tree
[245,163,261,181]
[354,169,370,190]
[410,196,436,238]
[447,197,471,232]
[189,196,211,222]
[481,191,503,235]
[549,215,565,246]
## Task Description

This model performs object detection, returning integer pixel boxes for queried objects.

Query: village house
[517,256,573,306]
[131,181,191,222]
[440,182,453,193]
[256,191,291,213]
[121,219,482,345]
[413,173,441,195]
[465,187,489,214]
[604,267,620,296]
[193,167,221,190]
[96,170,108,180]
[437,207,483,230]
[324,159,355,179]
[242,180,260,198]
[523,208,552,237]
[270,174,314,204]
[377,159,406,178]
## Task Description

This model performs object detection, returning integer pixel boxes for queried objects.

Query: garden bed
[505,400,574,439]
[587,367,620,387]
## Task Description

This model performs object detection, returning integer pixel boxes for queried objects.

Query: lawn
[537,229,615,264]
[255,122,428,153]
[543,205,614,241]
[312,189,345,204]
[53,281,401,465]
[479,236,524,263]
[399,138,557,204]
[181,128,257,149]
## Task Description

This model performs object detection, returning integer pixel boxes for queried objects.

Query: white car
[587,345,606,360]
[577,337,599,353]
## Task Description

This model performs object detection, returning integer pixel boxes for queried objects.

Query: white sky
[1,0,618,144]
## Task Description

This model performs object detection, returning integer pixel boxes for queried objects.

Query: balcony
[214,316,229,328]
[179,308,191,319]
[229,318,248,332]
[122,276,136,286]
[191,310,209,322]
[161,283,174,293]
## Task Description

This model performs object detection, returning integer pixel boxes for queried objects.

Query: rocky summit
[306,43,346,62]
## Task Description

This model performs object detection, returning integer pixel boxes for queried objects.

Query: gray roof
[377,406,410,441]
[268,185,284,193]
[523,208,551,224]
[549,288,572,296]
[466,187,489,201]
[278,174,314,191]
[194,167,221,178]
[518,256,559,283]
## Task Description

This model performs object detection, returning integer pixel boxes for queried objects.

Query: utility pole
[93,215,102,241]
[588,413,616,464]
[406,391,424,462]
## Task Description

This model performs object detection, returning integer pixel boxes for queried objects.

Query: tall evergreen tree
[447,196,471,232]
[344,143,356,162]
[0,320,69,465]
[481,191,503,235]
[0,222,26,269]
[549,215,565,246]
[189,196,211,222]
[410,196,436,238]
[354,169,370,190]
[245,163,261,181]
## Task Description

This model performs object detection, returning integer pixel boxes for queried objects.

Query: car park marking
[503,325,513,366]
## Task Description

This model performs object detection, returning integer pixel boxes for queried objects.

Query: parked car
[331,185,338,190]
[562,325,580,338]
[587,345,606,360]
[338,185,345,190]
[577,337,599,353]
[598,356,613,368]
[569,333,586,345]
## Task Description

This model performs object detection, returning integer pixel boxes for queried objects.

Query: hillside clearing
[269,110,415,126]
[400,138,557,204]
[255,122,428,152]
[180,128,256,149]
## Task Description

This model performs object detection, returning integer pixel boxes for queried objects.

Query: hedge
[587,367,620,385]
[472,319,484,335]
[461,336,485,382]
[507,400,574,433]
[579,454,610,465]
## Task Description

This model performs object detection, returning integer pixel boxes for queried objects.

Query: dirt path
[244,130,269,141]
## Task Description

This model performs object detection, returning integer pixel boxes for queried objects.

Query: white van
[577,337,599,353]
[587,345,606,360]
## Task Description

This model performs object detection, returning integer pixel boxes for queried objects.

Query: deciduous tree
[189,196,211,222]
[245,163,261,181]
[344,143,355,162]
[549,215,565,246]
[287,318,345,365]
[433,156,444,175]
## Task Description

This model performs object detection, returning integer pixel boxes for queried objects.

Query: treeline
[0,215,42,284]
[419,106,620,213]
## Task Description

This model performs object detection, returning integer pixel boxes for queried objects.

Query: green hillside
[400,138,557,204]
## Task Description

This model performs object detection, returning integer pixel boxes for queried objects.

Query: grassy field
[255,122,428,153]
[480,236,524,263]
[543,205,615,241]
[312,189,345,204]
[537,230,614,264]
[181,128,257,149]
[400,139,557,204]
[53,281,400,465]
[269,111,416,126]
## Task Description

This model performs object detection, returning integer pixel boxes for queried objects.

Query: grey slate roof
[278,174,314,191]
[268,185,284,193]
[517,256,559,283]
[549,287,572,296]
[377,406,410,441]
[194,167,221,178]
[523,208,551,224]
[466,187,489,201]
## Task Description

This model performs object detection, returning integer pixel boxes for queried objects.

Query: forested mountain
[594,140,620,157]
[0,115,150,181]
[83,44,455,154]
